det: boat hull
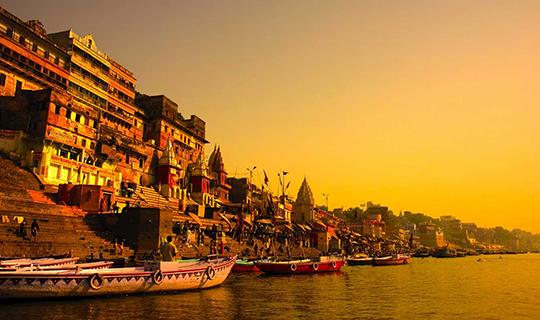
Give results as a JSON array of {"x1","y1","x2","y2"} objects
[
  {"x1": 0, "y1": 257, "x2": 236, "y2": 299},
  {"x1": 255, "y1": 259, "x2": 344, "y2": 274},
  {"x1": 346, "y1": 258, "x2": 373, "y2": 266},
  {"x1": 232, "y1": 260, "x2": 261, "y2": 272},
  {"x1": 373, "y1": 257, "x2": 410, "y2": 266}
]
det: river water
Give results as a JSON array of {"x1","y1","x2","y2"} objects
[{"x1": 2, "y1": 254, "x2": 539, "y2": 319}]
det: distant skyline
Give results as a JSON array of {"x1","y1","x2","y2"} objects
[{"x1": 4, "y1": 1, "x2": 539, "y2": 232}]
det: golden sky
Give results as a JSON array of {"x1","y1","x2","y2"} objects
[{"x1": 6, "y1": 1, "x2": 540, "y2": 232}]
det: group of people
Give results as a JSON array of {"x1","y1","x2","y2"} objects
[{"x1": 18, "y1": 218, "x2": 40, "y2": 241}]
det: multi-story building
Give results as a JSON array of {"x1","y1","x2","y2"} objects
[
  {"x1": 0, "y1": 8, "x2": 211, "y2": 212},
  {"x1": 0, "y1": 8, "x2": 69, "y2": 97}
]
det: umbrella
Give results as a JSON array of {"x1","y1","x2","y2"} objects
[{"x1": 187, "y1": 212, "x2": 202, "y2": 226}]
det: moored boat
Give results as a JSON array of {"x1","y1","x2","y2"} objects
[
  {"x1": 232, "y1": 259, "x2": 261, "y2": 272},
  {"x1": 373, "y1": 254, "x2": 410, "y2": 266},
  {"x1": 0, "y1": 256, "x2": 237, "y2": 299},
  {"x1": 255, "y1": 257, "x2": 343, "y2": 274},
  {"x1": 0, "y1": 261, "x2": 114, "y2": 272},
  {"x1": 0, "y1": 257, "x2": 79, "y2": 269},
  {"x1": 346, "y1": 257, "x2": 373, "y2": 266}
]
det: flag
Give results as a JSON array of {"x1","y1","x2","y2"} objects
[
  {"x1": 263, "y1": 170, "x2": 269, "y2": 186},
  {"x1": 283, "y1": 171, "x2": 289, "y2": 175},
  {"x1": 285, "y1": 181, "x2": 290, "y2": 190},
  {"x1": 278, "y1": 173, "x2": 282, "y2": 186}
]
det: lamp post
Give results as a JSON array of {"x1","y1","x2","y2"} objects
[
  {"x1": 246, "y1": 166, "x2": 256, "y2": 192},
  {"x1": 323, "y1": 193, "x2": 329, "y2": 214}
]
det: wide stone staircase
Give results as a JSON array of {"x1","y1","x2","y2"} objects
[
  {"x1": 0, "y1": 154, "x2": 135, "y2": 259},
  {"x1": 115, "y1": 185, "x2": 177, "y2": 212}
]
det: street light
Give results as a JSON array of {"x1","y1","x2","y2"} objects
[
  {"x1": 323, "y1": 193, "x2": 329, "y2": 213},
  {"x1": 246, "y1": 166, "x2": 257, "y2": 189}
]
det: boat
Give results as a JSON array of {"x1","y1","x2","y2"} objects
[
  {"x1": 0, "y1": 257, "x2": 79, "y2": 269},
  {"x1": 255, "y1": 256, "x2": 344, "y2": 274},
  {"x1": 0, "y1": 261, "x2": 113, "y2": 272},
  {"x1": 232, "y1": 259, "x2": 261, "y2": 272},
  {"x1": 346, "y1": 256, "x2": 373, "y2": 266},
  {"x1": 372, "y1": 254, "x2": 410, "y2": 266},
  {"x1": 0, "y1": 256, "x2": 237, "y2": 299}
]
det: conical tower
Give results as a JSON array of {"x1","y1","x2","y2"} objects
[{"x1": 293, "y1": 177, "x2": 315, "y2": 223}]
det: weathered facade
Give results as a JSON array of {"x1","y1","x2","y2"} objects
[{"x1": 0, "y1": 7, "x2": 211, "y2": 212}]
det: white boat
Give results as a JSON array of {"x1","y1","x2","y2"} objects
[
  {"x1": 0, "y1": 256, "x2": 237, "y2": 299},
  {"x1": 0, "y1": 257, "x2": 79, "y2": 269},
  {"x1": 0, "y1": 261, "x2": 113, "y2": 272}
]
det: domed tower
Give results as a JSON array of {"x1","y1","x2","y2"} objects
[{"x1": 293, "y1": 177, "x2": 315, "y2": 223}]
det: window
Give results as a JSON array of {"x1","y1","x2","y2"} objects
[
  {"x1": 75, "y1": 114, "x2": 81, "y2": 122},
  {"x1": 0, "y1": 73, "x2": 5, "y2": 86},
  {"x1": 54, "y1": 57, "x2": 59, "y2": 65},
  {"x1": 90, "y1": 142, "x2": 95, "y2": 149},
  {"x1": 6, "y1": 29, "x2": 13, "y2": 38},
  {"x1": 139, "y1": 158, "x2": 144, "y2": 168},
  {"x1": 59, "y1": 149, "x2": 68, "y2": 158},
  {"x1": 85, "y1": 118, "x2": 90, "y2": 126},
  {"x1": 44, "y1": 51, "x2": 49, "y2": 59},
  {"x1": 81, "y1": 139, "x2": 86, "y2": 148},
  {"x1": 32, "y1": 43, "x2": 37, "y2": 52},
  {"x1": 66, "y1": 110, "x2": 71, "y2": 119},
  {"x1": 125, "y1": 155, "x2": 130, "y2": 164},
  {"x1": 164, "y1": 125, "x2": 168, "y2": 133},
  {"x1": 19, "y1": 36, "x2": 25, "y2": 45},
  {"x1": 55, "y1": 105, "x2": 61, "y2": 115},
  {"x1": 69, "y1": 151, "x2": 78, "y2": 161}
]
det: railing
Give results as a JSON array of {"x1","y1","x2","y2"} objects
[{"x1": 71, "y1": 32, "x2": 108, "y2": 61}]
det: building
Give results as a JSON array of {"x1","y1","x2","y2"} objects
[
  {"x1": 292, "y1": 177, "x2": 314, "y2": 224},
  {"x1": 418, "y1": 222, "x2": 445, "y2": 247},
  {"x1": 0, "y1": 8, "x2": 69, "y2": 97},
  {"x1": 207, "y1": 146, "x2": 230, "y2": 204},
  {"x1": 0, "y1": 8, "x2": 210, "y2": 212}
]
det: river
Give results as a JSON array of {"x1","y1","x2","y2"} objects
[{"x1": 2, "y1": 254, "x2": 539, "y2": 319}]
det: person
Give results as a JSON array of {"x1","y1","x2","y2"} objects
[
  {"x1": 30, "y1": 219, "x2": 39, "y2": 241},
  {"x1": 186, "y1": 228, "x2": 192, "y2": 246},
  {"x1": 113, "y1": 238, "x2": 119, "y2": 255},
  {"x1": 99, "y1": 197, "x2": 106, "y2": 213},
  {"x1": 121, "y1": 201, "x2": 130, "y2": 214},
  {"x1": 160, "y1": 235, "x2": 178, "y2": 261},
  {"x1": 112, "y1": 201, "x2": 119, "y2": 214},
  {"x1": 19, "y1": 218, "x2": 28, "y2": 237},
  {"x1": 119, "y1": 239, "x2": 125, "y2": 255}
]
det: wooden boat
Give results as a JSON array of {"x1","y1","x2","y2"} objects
[
  {"x1": 0, "y1": 257, "x2": 79, "y2": 269},
  {"x1": 232, "y1": 259, "x2": 261, "y2": 272},
  {"x1": 255, "y1": 257, "x2": 344, "y2": 274},
  {"x1": 373, "y1": 254, "x2": 410, "y2": 266},
  {"x1": 0, "y1": 261, "x2": 114, "y2": 272},
  {"x1": 0, "y1": 256, "x2": 237, "y2": 299},
  {"x1": 346, "y1": 257, "x2": 373, "y2": 266}
]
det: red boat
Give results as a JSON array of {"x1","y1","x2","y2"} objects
[
  {"x1": 373, "y1": 254, "x2": 410, "y2": 266},
  {"x1": 232, "y1": 259, "x2": 261, "y2": 272},
  {"x1": 255, "y1": 257, "x2": 344, "y2": 274}
]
